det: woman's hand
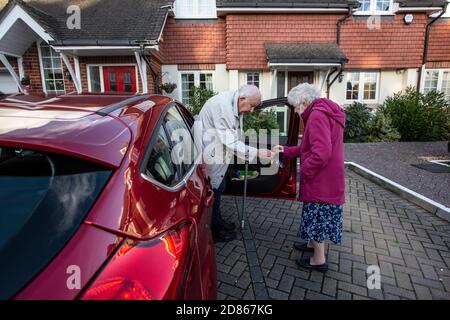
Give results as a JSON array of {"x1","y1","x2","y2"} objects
[{"x1": 272, "y1": 145, "x2": 284, "y2": 153}]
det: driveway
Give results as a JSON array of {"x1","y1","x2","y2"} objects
[
  {"x1": 345, "y1": 142, "x2": 450, "y2": 207},
  {"x1": 215, "y1": 170, "x2": 450, "y2": 300}
]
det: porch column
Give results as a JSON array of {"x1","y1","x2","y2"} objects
[
  {"x1": 17, "y1": 57, "x2": 25, "y2": 80},
  {"x1": 269, "y1": 69, "x2": 278, "y2": 99},
  {"x1": 0, "y1": 53, "x2": 24, "y2": 93},
  {"x1": 60, "y1": 52, "x2": 82, "y2": 94},
  {"x1": 134, "y1": 52, "x2": 148, "y2": 94}
]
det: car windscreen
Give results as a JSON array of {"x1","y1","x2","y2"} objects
[{"x1": 0, "y1": 147, "x2": 112, "y2": 299}]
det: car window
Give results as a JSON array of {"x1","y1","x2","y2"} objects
[
  {"x1": 163, "y1": 106, "x2": 196, "y2": 174},
  {"x1": 145, "y1": 126, "x2": 180, "y2": 187},
  {"x1": 0, "y1": 147, "x2": 112, "y2": 299}
]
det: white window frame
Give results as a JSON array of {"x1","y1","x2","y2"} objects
[
  {"x1": 37, "y1": 41, "x2": 66, "y2": 94},
  {"x1": 86, "y1": 63, "x2": 140, "y2": 93},
  {"x1": 174, "y1": 0, "x2": 217, "y2": 19},
  {"x1": 421, "y1": 69, "x2": 450, "y2": 99},
  {"x1": 354, "y1": 0, "x2": 395, "y2": 16},
  {"x1": 178, "y1": 70, "x2": 215, "y2": 105},
  {"x1": 246, "y1": 71, "x2": 262, "y2": 89},
  {"x1": 345, "y1": 71, "x2": 380, "y2": 104}
]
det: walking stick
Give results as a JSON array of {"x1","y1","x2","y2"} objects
[{"x1": 241, "y1": 158, "x2": 249, "y2": 231}]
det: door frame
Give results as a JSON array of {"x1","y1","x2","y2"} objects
[
  {"x1": 287, "y1": 71, "x2": 314, "y2": 91},
  {"x1": 86, "y1": 63, "x2": 140, "y2": 93}
]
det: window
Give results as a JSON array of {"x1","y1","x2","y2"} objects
[
  {"x1": 423, "y1": 69, "x2": 450, "y2": 100},
  {"x1": 346, "y1": 72, "x2": 379, "y2": 103},
  {"x1": 174, "y1": 0, "x2": 216, "y2": 19},
  {"x1": 145, "y1": 126, "x2": 179, "y2": 187},
  {"x1": 247, "y1": 72, "x2": 260, "y2": 88},
  {"x1": 356, "y1": 0, "x2": 393, "y2": 14},
  {"x1": 39, "y1": 43, "x2": 65, "y2": 94},
  {"x1": 180, "y1": 71, "x2": 214, "y2": 106},
  {"x1": 88, "y1": 66, "x2": 102, "y2": 92},
  {"x1": 164, "y1": 106, "x2": 196, "y2": 173}
]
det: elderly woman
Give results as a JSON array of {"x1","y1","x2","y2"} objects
[{"x1": 273, "y1": 83, "x2": 345, "y2": 272}]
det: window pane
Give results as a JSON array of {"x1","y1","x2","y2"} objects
[
  {"x1": 441, "y1": 72, "x2": 450, "y2": 100},
  {"x1": 346, "y1": 73, "x2": 360, "y2": 100},
  {"x1": 363, "y1": 73, "x2": 377, "y2": 100},
  {"x1": 277, "y1": 72, "x2": 286, "y2": 98},
  {"x1": 200, "y1": 73, "x2": 213, "y2": 91},
  {"x1": 181, "y1": 73, "x2": 195, "y2": 106},
  {"x1": 359, "y1": 0, "x2": 371, "y2": 11},
  {"x1": 424, "y1": 71, "x2": 439, "y2": 93},
  {"x1": 376, "y1": 0, "x2": 390, "y2": 11},
  {"x1": 247, "y1": 72, "x2": 260, "y2": 88},
  {"x1": 145, "y1": 126, "x2": 178, "y2": 187},
  {"x1": 40, "y1": 44, "x2": 64, "y2": 93},
  {"x1": 164, "y1": 106, "x2": 195, "y2": 173},
  {"x1": 89, "y1": 66, "x2": 101, "y2": 92},
  {"x1": 198, "y1": 0, "x2": 214, "y2": 16}
]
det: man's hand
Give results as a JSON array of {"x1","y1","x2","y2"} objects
[
  {"x1": 257, "y1": 149, "x2": 273, "y2": 160},
  {"x1": 272, "y1": 145, "x2": 284, "y2": 153}
]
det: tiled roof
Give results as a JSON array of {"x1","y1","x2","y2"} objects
[{"x1": 0, "y1": 0, "x2": 173, "y2": 45}]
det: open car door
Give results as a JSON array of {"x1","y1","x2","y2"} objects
[{"x1": 224, "y1": 97, "x2": 300, "y2": 199}]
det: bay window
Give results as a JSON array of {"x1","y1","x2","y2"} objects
[{"x1": 346, "y1": 72, "x2": 379, "y2": 103}]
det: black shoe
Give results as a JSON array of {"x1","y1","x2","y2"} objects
[
  {"x1": 296, "y1": 257, "x2": 328, "y2": 273},
  {"x1": 293, "y1": 242, "x2": 314, "y2": 252},
  {"x1": 222, "y1": 221, "x2": 236, "y2": 231},
  {"x1": 212, "y1": 228, "x2": 236, "y2": 243}
]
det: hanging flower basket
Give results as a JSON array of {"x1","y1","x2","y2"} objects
[{"x1": 159, "y1": 82, "x2": 177, "y2": 94}]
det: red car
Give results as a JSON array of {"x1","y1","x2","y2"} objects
[{"x1": 0, "y1": 93, "x2": 299, "y2": 300}]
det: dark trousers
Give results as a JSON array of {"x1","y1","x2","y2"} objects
[{"x1": 212, "y1": 176, "x2": 227, "y2": 230}]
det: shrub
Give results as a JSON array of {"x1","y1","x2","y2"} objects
[
  {"x1": 188, "y1": 86, "x2": 216, "y2": 116},
  {"x1": 344, "y1": 102, "x2": 371, "y2": 142},
  {"x1": 384, "y1": 87, "x2": 450, "y2": 141},
  {"x1": 366, "y1": 107, "x2": 401, "y2": 142},
  {"x1": 243, "y1": 109, "x2": 279, "y2": 134}
]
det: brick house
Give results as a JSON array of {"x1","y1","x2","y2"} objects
[{"x1": 0, "y1": 0, "x2": 449, "y2": 131}]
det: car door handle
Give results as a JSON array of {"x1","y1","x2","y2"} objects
[{"x1": 205, "y1": 187, "x2": 214, "y2": 208}]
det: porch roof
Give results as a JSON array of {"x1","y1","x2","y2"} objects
[
  {"x1": 0, "y1": 0, "x2": 172, "y2": 49},
  {"x1": 265, "y1": 43, "x2": 349, "y2": 66}
]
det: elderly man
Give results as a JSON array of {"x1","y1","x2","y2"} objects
[{"x1": 198, "y1": 85, "x2": 273, "y2": 242}]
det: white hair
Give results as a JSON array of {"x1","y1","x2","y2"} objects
[
  {"x1": 288, "y1": 83, "x2": 321, "y2": 108},
  {"x1": 238, "y1": 84, "x2": 261, "y2": 100}
]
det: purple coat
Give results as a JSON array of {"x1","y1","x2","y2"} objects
[{"x1": 284, "y1": 98, "x2": 346, "y2": 205}]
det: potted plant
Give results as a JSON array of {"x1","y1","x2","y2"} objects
[
  {"x1": 159, "y1": 82, "x2": 177, "y2": 94},
  {"x1": 20, "y1": 76, "x2": 31, "y2": 94}
]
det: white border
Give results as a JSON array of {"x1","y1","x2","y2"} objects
[{"x1": 420, "y1": 68, "x2": 450, "y2": 94}]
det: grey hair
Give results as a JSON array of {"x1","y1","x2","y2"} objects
[
  {"x1": 288, "y1": 83, "x2": 321, "y2": 107},
  {"x1": 238, "y1": 84, "x2": 261, "y2": 100}
]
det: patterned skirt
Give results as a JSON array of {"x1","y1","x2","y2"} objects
[{"x1": 299, "y1": 202, "x2": 343, "y2": 244}]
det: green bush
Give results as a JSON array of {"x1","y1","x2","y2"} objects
[
  {"x1": 384, "y1": 87, "x2": 450, "y2": 141},
  {"x1": 367, "y1": 107, "x2": 401, "y2": 142},
  {"x1": 188, "y1": 86, "x2": 216, "y2": 116},
  {"x1": 243, "y1": 109, "x2": 279, "y2": 134},
  {"x1": 344, "y1": 102, "x2": 371, "y2": 142},
  {"x1": 344, "y1": 102, "x2": 401, "y2": 143}
]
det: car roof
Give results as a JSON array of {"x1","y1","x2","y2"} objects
[{"x1": 0, "y1": 93, "x2": 173, "y2": 168}]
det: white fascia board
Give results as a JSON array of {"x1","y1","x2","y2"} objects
[
  {"x1": 0, "y1": 5, "x2": 53, "y2": 42},
  {"x1": 217, "y1": 7, "x2": 348, "y2": 13}
]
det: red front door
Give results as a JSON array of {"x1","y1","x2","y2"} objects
[{"x1": 103, "y1": 66, "x2": 137, "y2": 93}]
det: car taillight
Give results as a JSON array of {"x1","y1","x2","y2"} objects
[
  {"x1": 81, "y1": 223, "x2": 194, "y2": 300},
  {"x1": 82, "y1": 277, "x2": 154, "y2": 300}
]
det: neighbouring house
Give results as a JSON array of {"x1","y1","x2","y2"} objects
[{"x1": 0, "y1": 0, "x2": 450, "y2": 131}]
